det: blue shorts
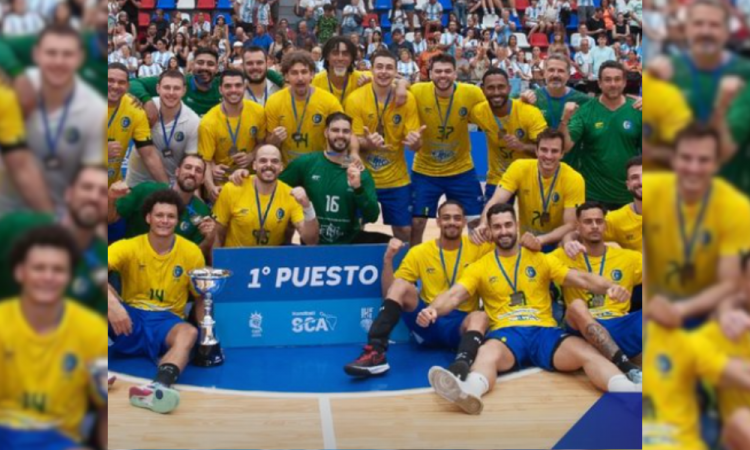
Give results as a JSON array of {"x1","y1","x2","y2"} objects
[
  {"x1": 412, "y1": 170, "x2": 484, "y2": 218},
  {"x1": 632, "y1": 284, "x2": 642, "y2": 311},
  {"x1": 568, "y1": 311, "x2": 643, "y2": 359},
  {"x1": 377, "y1": 185, "x2": 413, "y2": 227},
  {"x1": 108, "y1": 302, "x2": 185, "y2": 362},
  {"x1": 0, "y1": 427, "x2": 77, "y2": 450},
  {"x1": 401, "y1": 299, "x2": 468, "y2": 348},
  {"x1": 486, "y1": 326, "x2": 571, "y2": 372}
]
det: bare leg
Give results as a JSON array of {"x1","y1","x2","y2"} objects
[
  {"x1": 724, "y1": 409, "x2": 750, "y2": 450},
  {"x1": 160, "y1": 323, "x2": 199, "y2": 372},
  {"x1": 411, "y1": 217, "x2": 428, "y2": 245},
  {"x1": 566, "y1": 299, "x2": 619, "y2": 360},
  {"x1": 553, "y1": 336, "x2": 635, "y2": 392},
  {"x1": 387, "y1": 278, "x2": 420, "y2": 312},
  {"x1": 472, "y1": 339, "x2": 516, "y2": 391},
  {"x1": 392, "y1": 225, "x2": 412, "y2": 244}
]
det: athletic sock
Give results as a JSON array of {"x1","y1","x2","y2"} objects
[
  {"x1": 454, "y1": 331, "x2": 484, "y2": 366},
  {"x1": 463, "y1": 372, "x2": 490, "y2": 398},
  {"x1": 154, "y1": 363, "x2": 181, "y2": 387},
  {"x1": 607, "y1": 374, "x2": 641, "y2": 393},
  {"x1": 368, "y1": 299, "x2": 403, "y2": 353},
  {"x1": 611, "y1": 350, "x2": 640, "y2": 374}
]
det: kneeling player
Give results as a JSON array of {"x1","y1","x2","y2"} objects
[
  {"x1": 420, "y1": 204, "x2": 640, "y2": 415},
  {"x1": 552, "y1": 202, "x2": 642, "y2": 383},
  {"x1": 0, "y1": 226, "x2": 107, "y2": 450},
  {"x1": 108, "y1": 190, "x2": 206, "y2": 414},
  {"x1": 344, "y1": 201, "x2": 494, "y2": 379}
]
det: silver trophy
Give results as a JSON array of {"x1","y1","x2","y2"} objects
[{"x1": 189, "y1": 268, "x2": 233, "y2": 367}]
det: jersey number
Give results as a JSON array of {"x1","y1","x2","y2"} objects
[
  {"x1": 293, "y1": 133, "x2": 309, "y2": 148},
  {"x1": 150, "y1": 289, "x2": 165, "y2": 302},
  {"x1": 23, "y1": 392, "x2": 47, "y2": 413},
  {"x1": 437, "y1": 126, "x2": 454, "y2": 141},
  {"x1": 326, "y1": 195, "x2": 340, "y2": 213}
]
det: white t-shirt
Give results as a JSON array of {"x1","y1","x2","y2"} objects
[
  {"x1": 0, "y1": 69, "x2": 105, "y2": 214},
  {"x1": 243, "y1": 78, "x2": 281, "y2": 107},
  {"x1": 591, "y1": 45, "x2": 617, "y2": 79},
  {"x1": 125, "y1": 98, "x2": 201, "y2": 187},
  {"x1": 2, "y1": 12, "x2": 45, "y2": 36}
]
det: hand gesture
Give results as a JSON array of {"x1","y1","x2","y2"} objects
[
  {"x1": 385, "y1": 237, "x2": 406, "y2": 260},
  {"x1": 519, "y1": 89, "x2": 537, "y2": 105},
  {"x1": 416, "y1": 306, "x2": 438, "y2": 327},
  {"x1": 646, "y1": 295, "x2": 683, "y2": 329},
  {"x1": 197, "y1": 217, "x2": 216, "y2": 239},
  {"x1": 363, "y1": 126, "x2": 386, "y2": 149},
  {"x1": 290, "y1": 186, "x2": 311, "y2": 208},
  {"x1": 271, "y1": 126, "x2": 288, "y2": 144},
  {"x1": 470, "y1": 223, "x2": 490, "y2": 245},
  {"x1": 229, "y1": 169, "x2": 251, "y2": 186},
  {"x1": 108, "y1": 302, "x2": 133, "y2": 336},
  {"x1": 520, "y1": 232, "x2": 542, "y2": 252},
  {"x1": 108, "y1": 141, "x2": 123, "y2": 160},
  {"x1": 403, "y1": 125, "x2": 427, "y2": 150},
  {"x1": 606, "y1": 285, "x2": 631, "y2": 303},
  {"x1": 564, "y1": 240, "x2": 587, "y2": 259},
  {"x1": 562, "y1": 102, "x2": 579, "y2": 122},
  {"x1": 347, "y1": 163, "x2": 362, "y2": 189}
]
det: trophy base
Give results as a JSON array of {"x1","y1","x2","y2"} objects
[{"x1": 192, "y1": 343, "x2": 225, "y2": 367}]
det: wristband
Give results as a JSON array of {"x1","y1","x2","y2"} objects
[{"x1": 303, "y1": 204, "x2": 316, "y2": 221}]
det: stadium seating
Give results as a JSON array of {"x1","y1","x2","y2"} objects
[
  {"x1": 215, "y1": 12, "x2": 232, "y2": 25},
  {"x1": 156, "y1": 0, "x2": 176, "y2": 9},
  {"x1": 529, "y1": 32, "x2": 550, "y2": 47},
  {"x1": 216, "y1": 0, "x2": 232, "y2": 9},
  {"x1": 374, "y1": 0, "x2": 390, "y2": 9},
  {"x1": 515, "y1": 0, "x2": 530, "y2": 12},
  {"x1": 177, "y1": 0, "x2": 195, "y2": 9},
  {"x1": 438, "y1": 0, "x2": 452, "y2": 11},
  {"x1": 567, "y1": 14, "x2": 579, "y2": 30},
  {"x1": 196, "y1": 0, "x2": 215, "y2": 8},
  {"x1": 381, "y1": 13, "x2": 391, "y2": 28},
  {"x1": 514, "y1": 32, "x2": 530, "y2": 48},
  {"x1": 138, "y1": 11, "x2": 151, "y2": 26},
  {"x1": 141, "y1": 0, "x2": 156, "y2": 8}
]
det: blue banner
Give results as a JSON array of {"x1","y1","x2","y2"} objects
[
  {"x1": 553, "y1": 393, "x2": 642, "y2": 449},
  {"x1": 212, "y1": 245, "x2": 410, "y2": 348}
]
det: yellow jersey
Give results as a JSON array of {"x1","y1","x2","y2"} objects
[
  {"x1": 550, "y1": 246, "x2": 642, "y2": 319},
  {"x1": 499, "y1": 160, "x2": 586, "y2": 236},
  {"x1": 693, "y1": 322, "x2": 750, "y2": 422},
  {"x1": 265, "y1": 87, "x2": 343, "y2": 164},
  {"x1": 604, "y1": 203, "x2": 642, "y2": 252},
  {"x1": 213, "y1": 176, "x2": 305, "y2": 247},
  {"x1": 642, "y1": 73, "x2": 692, "y2": 172},
  {"x1": 107, "y1": 94, "x2": 152, "y2": 186},
  {"x1": 197, "y1": 100, "x2": 267, "y2": 173},
  {"x1": 0, "y1": 84, "x2": 26, "y2": 152},
  {"x1": 0, "y1": 299, "x2": 107, "y2": 443},
  {"x1": 410, "y1": 82, "x2": 486, "y2": 177},
  {"x1": 394, "y1": 236, "x2": 495, "y2": 313},
  {"x1": 344, "y1": 86, "x2": 421, "y2": 189},
  {"x1": 312, "y1": 70, "x2": 372, "y2": 105},
  {"x1": 107, "y1": 234, "x2": 205, "y2": 319},
  {"x1": 470, "y1": 99, "x2": 548, "y2": 185},
  {"x1": 643, "y1": 321, "x2": 729, "y2": 450},
  {"x1": 458, "y1": 248, "x2": 570, "y2": 330},
  {"x1": 644, "y1": 173, "x2": 750, "y2": 298}
]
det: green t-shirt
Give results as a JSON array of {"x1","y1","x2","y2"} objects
[
  {"x1": 725, "y1": 84, "x2": 750, "y2": 197},
  {"x1": 115, "y1": 181, "x2": 211, "y2": 243},
  {"x1": 279, "y1": 153, "x2": 380, "y2": 245},
  {"x1": 533, "y1": 87, "x2": 592, "y2": 170},
  {"x1": 129, "y1": 70, "x2": 285, "y2": 116},
  {"x1": 0, "y1": 212, "x2": 107, "y2": 316},
  {"x1": 568, "y1": 97, "x2": 642, "y2": 206},
  {"x1": 0, "y1": 31, "x2": 107, "y2": 97},
  {"x1": 670, "y1": 52, "x2": 750, "y2": 123}
]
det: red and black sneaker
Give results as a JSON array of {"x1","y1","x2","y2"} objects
[{"x1": 344, "y1": 345, "x2": 390, "y2": 377}]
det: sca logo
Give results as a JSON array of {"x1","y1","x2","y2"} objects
[{"x1": 291, "y1": 311, "x2": 338, "y2": 333}]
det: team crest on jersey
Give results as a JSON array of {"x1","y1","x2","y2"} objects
[
  {"x1": 66, "y1": 128, "x2": 81, "y2": 144},
  {"x1": 63, "y1": 353, "x2": 78, "y2": 374},
  {"x1": 276, "y1": 208, "x2": 285, "y2": 220},
  {"x1": 623, "y1": 121, "x2": 632, "y2": 130},
  {"x1": 72, "y1": 276, "x2": 89, "y2": 296},
  {"x1": 552, "y1": 192, "x2": 561, "y2": 203},
  {"x1": 175, "y1": 131, "x2": 185, "y2": 142},
  {"x1": 702, "y1": 231, "x2": 712, "y2": 246},
  {"x1": 121, "y1": 117, "x2": 131, "y2": 129},
  {"x1": 393, "y1": 114, "x2": 402, "y2": 125},
  {"x1": 657, "y1": 354, "x2": 672, "y2": 374},
  {"x1": 595, "y1": 122, "x2": 604, "y2": 129},
  {"x1": 525, "y1": 267, "x2": 537, "y2": 279},
  {"x1": 515, "y1": 129, "x2": 525, "y2": 139},
  {"x1": 489, "y1": 276, "x2": 499, "y2": 284},
  {"x1": 312, "y1": 114, "x2": 323, "y2": 124},
  {"x1": 174, "y1": 265, "x2": 184, "y2": 278},
  {"x1": 611, "y1": 269, "x2": 623, "y2": 281},
  {"x1": 250, "y1": 126, "x2": 258, "y2": 136},
  {"x1": 643, "y1": 124, "x2": 653, "y2": 139},
  {"x1": 180, "y1": 221, "x2": 191, "y2": 232},
  {"x1": 367, "y1": 154, "x2": 390, "y2": 171},
  {"x1": 458, "y1": 107, "x2": 468, "y2": 117}
]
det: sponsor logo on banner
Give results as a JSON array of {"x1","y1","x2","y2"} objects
[
  {"x1": 291, "y1": 311, "x2": 338, "y2": 333},
  {"x1": 249, "y1": 312, "x2": 263, "y2": 338},
  {"x1": 360, "y1": 307, "x2": 374, "y2": 333}
]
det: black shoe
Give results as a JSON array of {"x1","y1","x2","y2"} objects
[
  {"x1": 344, "y1": 345, "x2": 390, "y2": 377},
  {"x1": 447, "y1": 360, "x2": 471, "y2": 381}
]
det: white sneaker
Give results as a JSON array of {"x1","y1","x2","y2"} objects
[
  {"x1": 108, "y1": 373, "x2": 116, "y2": 390},
  {"x1": 428, "y1": 366, "x2": 484, "y2": 415},
  {"x1": 129, "y1": 383, "x2": 181, "y2": 414}
]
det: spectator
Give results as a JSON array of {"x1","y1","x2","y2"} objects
[
  {"x1": 167, "y1": 56, "x2": 184, "y2": 73},
  {"x1": 455, "y1": 0, "x2": 467, "y2": 27},
  {"x1": 139, "y1": 52, "x2": 163, "y2": 77},
  {"x1": 417, "y1": 36, "x2": 442, "y2": 81},
  {"x1": 194, "y1": 12, "x2": 212, "y2": 38},
  {"x1": 153, "y1": 38, "x2": 174, "y2": 69},
  {"x1": 549, "y1": 30, "x2": 570, "y2": 56},
  {"x1": 297, "y1": 7, "x2": 317, "y2": 35},
  {"x1": 420, "y1": 0, "x2": 443, "y2": 36},
  {"x1": 139, "y1": 23, "x2": 159, "y2": 55},
  {"x1": 601, "y1": 0, "x2": 617, "y2": 38},
  {"x1": 315, "y1": 4, "x2": 338, "y2": 43},
  {"x1": 233, "y1": 26, "x2": 250, "y2": 46},
  {"x1": 413, "y1": 30, "x2": 427, "y2": 55},
  {"x1": 479, "y1": 28, "x2": 498, "y2": 59},
  {"x1": 269, "y1": 31, "x2": 287, "y2": 57},
  {"x1": 367, "y1": 31, "x2": 385, "y2": 58},
  {"x1": 397, "y1": 47, "x2": 420, "y2": 82},
  {"x1": 590, "y1": 33, "x2": 617, "y2": 91},
  {"x1": 455, "y1": 47, "x2": 472, "y2": 82},
  {"x1": 355, "y1": 48, "x2": 370, "y2": 70},
  {"x1": 257, "y1": 0, "x2": 274, "y2": 28},
  {"x1": 311, "y1": 45, "x2": 325, "y2": 72},
  {"x1": 169, "y1": 13, "x2": 183, "y2": 36},
  {"x1": 540, "y1": 0, "x2": 561, "y2": 33},
  {"x1": 277, "y1": 18, "x2": 294, "y2": 41},
  {"x1": 571, "y1": 24, "x2": 595, "y2": 51},
  {"x1": 153, "y1": 9, "x2": 170, "y2": 39},
  {"x1": 469, "y1": 44, "x2": 491, "y2": 83},
  {"x1": 253, "y1": 24, "x2": 274, "y2": 52},
  {"x1": 52, "y1": 2, "x2": 81, "y2": 29},
  {"x1": 517, "y1": 51, "x2": 533, "y2": 90},
  {"x1": 573, "y1": 37, "x2": 594, "y2": 81},
  {"x1": 235, "y1": 0, "x2": 255, "y2": 34},
  {"x1": 228, "y1": 41, "x2": 245, "y2": 69},
  {"x1": 173, "y1": 32, "x2": 190, "y2": 68},
  {"x1": 350, "y1": 33, "x2": 366, "y2": 57},
  {"x1": 112, "y1": 21, "x2": 134, "y2": 50},
  {"x1": 530, "y1": 46, "x2": 545, "y2": 86},
  {"x1": 507, "y1": 34, "x2": 521, "y2": 56},
  {"x1": 587, "y1": 8, "x2": 608, "y2": 40},
  {"x1": 390, "y1": 0, "x2": 408, "y2": 34},
  {"x1": 402, "y1": 0, "x2": 417, "y2": 32},
  {"x1": 214, "y1": 14, "x2": 230, "y2": 41},
  {"x1": 577, "y1": 0, "x2": 595, "y2": 25},
  {"x1": 362, "y1": 17, "x2": 381, "y2": 43},
  {"x1": 389, "y1": 29, "x2": 416, "y2": 58},
  {"x1": 526, "y1": 0, "x2": 544, "y2": 35},
  {"x1": 341, "y1": 0, "x2": 365, "y2": 36},
  {"x1": 612, "y1": 12, "x2": 630, "y2": 40},
  {"x1": 493, "y1": 11, "x2": 515, "y2": 46},
  {"x1": 295, "y1": 20, "x2": 317, "y2": 49},
  {"x1": 439, "y1": 21, "x2": 464, "y2": 56}
]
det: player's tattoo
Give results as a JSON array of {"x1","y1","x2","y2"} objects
[{"x1": 584, "y1": 322, "x2": 619, "y2": 359}]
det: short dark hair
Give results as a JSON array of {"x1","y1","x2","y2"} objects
[
  {"x1": 141, "y1": 189, "x2": 186, "y2": 221},
  {"x1": 37, "y1": 23, "x2": 83, "y2": 48},
  {"x1": 220, "y1": 68, "x2": 245, "y2": 85},
  {"x1": 243, "y1": 45, "x2": 268, "y2": 59},
  {"x1": 281, "y1": 50, "x2": 316, "y2": 75},
  {"x1": 576, "y1": 201, "x2": 608, "y2": 219},
  {"x1": 370, "y1": 48, "x2": 398, "y2": 66},
  {"x1": 71, "y1": 164, "x2": 107, "y2": 186},
  {"x1": 325, "y1": 112, "x2": 353, "y2": 128},
  {"x1": 429, "y1": 53, "x2": 456, "y2": 70},
  {"x1": 158, "y1": 69, "x2": 186, "y2": 85},
  {"x1": 626, "y1": 156, "x2": 642, "y2": 174},
  {"x1": 108, "y1": 62, "x2": 129, "y2": 77},
  {"x1": 675, "y1": 122, "x2": 720, "y2": 158},
  {"x1": 482, "y1": 67, "x2": 510, "y2": 85},
  {"x1": 178, "y1": 154, "x2": 206, "y2": 169},
  {"x1": 9, "y1": 225, "x2": 80, "y2": 271},
  {"x1": 486, "y1": 203, "x2": 516, "y2": 224},
  {"x1": 322, "y1": 36, "x2": 357, "y2": 73},
  {"x1": 688, "y1": 0, "x2": 730, "y2": 24},
  {"x1": 536, "y1": 128, "x2": 566, "y2": 150},
  {"x1": 194, "y1": 47, "x2": 219, "y2": 61},
  {"x1": 598, "y1": 60, "x2": 626, "y2": 80},
  {"x1": 437, "y1": 200, "x2": 466, "y2": 216}
]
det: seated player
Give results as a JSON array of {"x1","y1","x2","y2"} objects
[
  {"x1": 0, "y1": 226, "x2": 107, "y2": 450},
  {"x1": 551, "y1": 202, "x2": 642, "y2": 383},
  {"x1": 344, "y1": 201, "x2": 494, "y2": 379},
  {"x1": 107, "y1": 189, "x2": 206, "y2": 414},
  {"x1": 421, "y1": 204, "x2": 640, "y2": 415}
]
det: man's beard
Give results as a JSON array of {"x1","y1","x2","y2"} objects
[
  {"x1": 496, "y1": 234, "x2": 517, "y2": 250},
  {"x1": 629, "y1": 187, "x2": 642, "y2": 201},
  {"x1": 70, "y1": 205, "x2": 101, "y2": 230},
  {"x1": 328, "y1": 137, "x2": 349, "y2": 153},
  {"x1": 177, "y1": 176, "x2": 196, "y2": 193}
]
